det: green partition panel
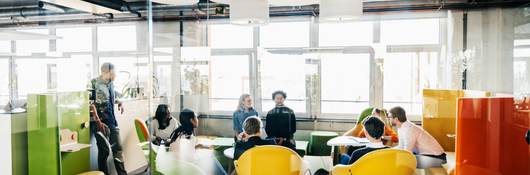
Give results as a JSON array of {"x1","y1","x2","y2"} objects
[
  {"x1": 27, "y1": 94, "x2": 60, "y2": 175},
  {"x1": 27, "y1": 92, "x2": 91, "y2": 175},
  {"x1": 58, "y1": 92, "x2": 91, "y2": 175},
  {"x1": 11, "y1": 113, "x2": 28, "y2": 175}
]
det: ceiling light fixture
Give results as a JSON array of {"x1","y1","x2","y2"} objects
[
  {"x1": 319, "y1": 0, "x2": 363, "y2": 22},
  {"x1": 269, "y1": 0, "x2": 318, "y2": 6},
  {"x1": 152, "y1": 0, "x2": 199, "y2": 6},
  {"x1": 231, "y1": 0, "x2": 269, "y2": 25}
]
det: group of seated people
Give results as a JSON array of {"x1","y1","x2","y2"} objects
[{"x1": 148, "y1": 90, "x2": 447, "y2": 174}]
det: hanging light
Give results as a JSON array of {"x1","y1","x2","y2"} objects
[
  {"x1": 152, "y1": 0, "x2": 199, "y2": 6},
  {"x1": 230, "y1": 0, "x2": 269, "y2": 25},
  {"x1": 319, "y1": 0, "x2": 363, "y2": 21},
  {"x1": 269, "y1": 0, "x2": 318, "y2": 6}
]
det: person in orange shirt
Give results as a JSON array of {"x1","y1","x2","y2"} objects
[
  {"x1": 357, "y1": 108, "x2": 398, "y2": 146},
  {"x1": 344, "y1": 107, "x2": 398, "y2": 146}
]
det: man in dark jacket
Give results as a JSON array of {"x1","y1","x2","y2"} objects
[
  {"x1": 265, "y1": 91, "x2": 297, "y2": 151},
  {"x1": 234, "y1": 116, "x2": 276, "y2": 160}
]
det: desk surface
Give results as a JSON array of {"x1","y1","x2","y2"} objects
[
  {"x1": 327, "y1": 136, "x2": 369, "y2": 147},
  {"x1": 222, "y1": 140, "x2": 309, "y2": 159}
]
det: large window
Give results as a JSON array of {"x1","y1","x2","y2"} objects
[
  {"x1": 16, "y1": 29, "x2": 50, "y2": 53},
  {"x1": 381, "y1": 19, "x2": 440, "y2": 45},
  {"x1": 209, "y1": 55, "x2": 250, "y2": 111},
  {"x1": 99, "y1": 57, "x2": 148, "y2": 97},
  {"x1": 383, "y1": 52, "x2": 439, "y2": 115},
  {"x1": 260, "y1": 53, "x2": 307, "y2": 113},
  {"x1": 319, "y1": 22, "x2": 373, "y2": 46},
  {"x1": 260, "y1": 22, "x2": 310, "y2": 48},
  {"x1": 209, "y1": 25, "x2": 253, "y2": 49},
  {"x1": 321, "y1": 54, "x2": 370, "y2": 115},
  {"x1": 97, "y1": 25, "x2": 137, "y2": 51},
  {"x1": 56, "y1": 27, "x2": 92, "y2": 52},
  {"x1": 0, "y1": 59, "x2": 8, "y2": 105}
]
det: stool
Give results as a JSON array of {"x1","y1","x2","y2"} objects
[
  {"x1": 308, "y1": 131, "x2": 338, "y2": 156},
  {"x1": 77, "y1": 171, "x2": 104, "y2": 175}
]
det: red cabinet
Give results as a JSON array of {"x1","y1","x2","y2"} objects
[{"x1": 456, "y1": 97, "x2": 530, "y2": 175}]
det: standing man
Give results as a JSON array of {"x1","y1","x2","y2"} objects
[
  {"x1": 265, "y1": 90, "x2": 297, "y2": 151},
  {"x1": 91, "y1": 62, "x2": 127, "y2": 175}
]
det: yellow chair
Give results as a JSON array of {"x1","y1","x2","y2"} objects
[
  {"x1": 77, "y1": 171, "x2": 104, "y2": 175},
  {"x1": 331, "y1": 149, "x2": 416, "y2": 175},
  {"x1": 234, "y1": 145, "x2": 309, "y2": 175}
]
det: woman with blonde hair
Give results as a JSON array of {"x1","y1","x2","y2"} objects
[
  {"x1": 343, "y1": 107, "x2": 398, "y2": 146},
  {"x1": 232, "y1": 94, "x2": 259, "y2": 140}
]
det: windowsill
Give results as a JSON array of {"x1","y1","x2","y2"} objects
[{"x1": 198, "y1": 114, "x2": 422, "y2": 125}]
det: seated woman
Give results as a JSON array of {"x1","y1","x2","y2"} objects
[
  {"x1": 340, "y1": 117, "x2": 389, "y2": 165},
  {"x1": 343, "y1": 107, "x2": 398, "y2": 146},
  {"x1": 168, "y1": 109, "x2": 227, "y2": 175},
  {"x1": 234, "y1": 116, "x2": 276, "y2": 160},
  {"x1": 151, "y1": 104, "x2": 179, "y2": 145}
]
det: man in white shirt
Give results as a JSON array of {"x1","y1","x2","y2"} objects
[{"x1": 389, "y1": 106, "x2": 447, "y2": 166}]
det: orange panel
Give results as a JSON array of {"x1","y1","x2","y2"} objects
[
  {"x1": 422, "y1": 89, "x2": 464, "y2": 152},
  {"x1": 456, "y1": 97, "x2": 530, "y2": 175}
]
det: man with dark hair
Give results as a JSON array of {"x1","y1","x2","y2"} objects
[
  {"x1": 389, "y1": 106, "x2": 447, "y2": 164},
  {"x1": 340, "y1": 116, "x2": 389, "y2": 165},
  {"x1": 234, "y1": 117, "x2": 276, "y2": 160},
  {"x1": 265, "y1": 90, "x2": 297, "y2": 151},
  {"x1": 90, "y1": 62, "x2": 127, "y2": 175}
]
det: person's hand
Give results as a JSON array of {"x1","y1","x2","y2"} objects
[
  {"x1": 382, "y1": 136, "x2": 392, "y2": 141},
  {"x1": 276, "y1": 137, "x2": 284, "y2": 145},
  {"x1": 118, "y1": 102, "x2": 124, "y2": 115},
  {"x1": 238, "y1": 132, "x2": 249, "y2": 141},
  {"x1": 89, "y1": 104, "x2": 97, "y2": 114}
]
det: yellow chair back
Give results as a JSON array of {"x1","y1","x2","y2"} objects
[
  {"x1": 332, "y1": 149, "x2": 416, "y2": 175},
  {"x1": 234, "y1": 145, "x2": 305, "y2": 175}
]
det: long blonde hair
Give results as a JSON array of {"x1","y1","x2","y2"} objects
[
  {"x1": 237, "y1": 94, "x2": 252, "y2": 111},
  {"x1": 373, "y1": 108, "x2": 391, "y2": 127}
]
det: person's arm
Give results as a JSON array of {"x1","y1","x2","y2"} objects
[
  {"x1": 265, "y1": 111, "x2": 273, "y2": 137},
  {"x1": 343, "y1": 123, "x2": 362, "y2": 136},
  {"x1": 347, "y1": 150, "x2": 364, "y2": 165},
  {"x1": 385, "y1": 126, "x2": 399, "y2": 143},
  {"x1": 290, "y1": 110, "x2": 296, "y2": 136},
  {"x1": 233, "y1": 112, "x2": 241, "y2": 136}
]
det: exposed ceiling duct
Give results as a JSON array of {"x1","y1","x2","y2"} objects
[
  {"x1": 41, "y1": 0, "x2": 122, "y2": 14},
  {"x1": 0, "y1": 0, "x2": 527, "y2": 28}
]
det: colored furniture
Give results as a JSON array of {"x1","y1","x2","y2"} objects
[
  {"x1": 308, "y1": 131, "x2": 338, "y2": 156},
  {"x1": 422, "y1": 89, "x2": 490, "y2": 152},
  {"x1": 77, "y1": 171, "x2": 105, "y2": 175},
  {"x1": 27, "y1": 92, "x2": 91, "y2": 175},
  {"x1": 456, "y1": 97, "x2": 530, "y2": 175},
  {"x1": 234, "y1": 145, "x2": 308, "y2": 175},
  {"x1": 331, "y1": 149, "x2": 416, "y2": 175},
  {"x1": 134, "y1": 117, "x2": 150, "y2": 143}
]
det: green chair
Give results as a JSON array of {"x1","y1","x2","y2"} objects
[{"x1": 307, "y1": 131, "x2": 338, "y2": 156}]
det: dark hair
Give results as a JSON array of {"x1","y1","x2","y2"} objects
[
  {"x1": 170, "y1": 108, "x2": 196, "y2": 141},
  {"x1": 243, "y1": 117, "x2": 261, "y2": 135},
  {"x1": 362, "y1": 116, "x2": 385, "y2": 139},
  {"x1": 272, "y1": 90, "x2": 287, "y2": 100},
  {"x1": 154, "y1": 104, "x2": 171, "y2": 130},
  {"x1": 389, "y1": 106, "x2": 407, "y2": 123}
]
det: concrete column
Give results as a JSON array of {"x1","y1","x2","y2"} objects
[{"x1": 465, "y1": 8, "x2": 515, "y2": 94}]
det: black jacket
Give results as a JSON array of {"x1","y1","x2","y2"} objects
[
  {"x1": 234, "y1": 136, "x2": 276, "y2": 160},
  {"x1": 265, "y1": 106, "x2": 297, "y2": 140}
]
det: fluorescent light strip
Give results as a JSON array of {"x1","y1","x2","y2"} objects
[{"x1": 41, "y1": 0, "x2": 121, "y2": 14}]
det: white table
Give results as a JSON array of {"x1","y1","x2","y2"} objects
[
  {"x1": 224, "y1": 147, "x2": 235, "y2": 159},
  {"x1": 327, "y1": 136, "x2": 369, "y2": 147},
  {"x1": 327, "y1": 136, "x2": 370, "y2": 165}
]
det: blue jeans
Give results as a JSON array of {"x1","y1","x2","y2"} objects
[{"x1": 339, "y1": 154, "x2": 351, "y2": 165}]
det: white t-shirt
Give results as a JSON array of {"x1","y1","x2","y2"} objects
[
  {"x1": 397, "y1": 121, "x2": 445, "y2": 155},
  {"x1": 151, "y1": 118, "x2": 179, "y2": 140}
]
